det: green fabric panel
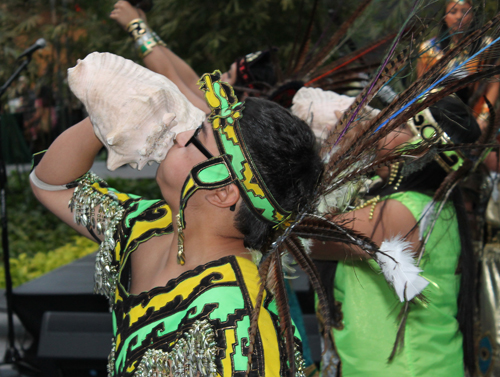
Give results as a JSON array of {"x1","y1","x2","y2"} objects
[
  {"x1": 220, "y1": 129, "x2": 276, "y2": 221},
  {"x1": 233, "y1": 311, "x2": 251, "y2": 370},
  {"x1": 197, "y1": 162, "x2": 230, "y2": 183},
  {"x1": 124, "y1": 199, "x2": 160, "y2": 228},
  {"x1": 333, "y1": 191, "x2": 463, "y2": 377},
  {"x1": 112, "y1": 311, "x2": 117, "y2": 336},
  {"x1": 214, "y1": 82, "x2": 231, "y2": 116},
  {"x1": 115, "y1": 285, "x2": 246, "y2": 374}
]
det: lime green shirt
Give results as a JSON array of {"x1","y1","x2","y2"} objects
[{"x1": 333, "y1": 191, "x2": 464, "y2": 376}]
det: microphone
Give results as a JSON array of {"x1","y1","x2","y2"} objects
[{"x1": 16, "y1": 38, "x2": 47, "y2": 61}]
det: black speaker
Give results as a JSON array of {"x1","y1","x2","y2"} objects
[{"x1": 36, "y1": 311, "x2": 112, "y2": 377}]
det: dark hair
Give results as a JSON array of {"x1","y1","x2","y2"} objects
[{"x1": 234, "y1": 97, "x2": 323, "y2": 250}]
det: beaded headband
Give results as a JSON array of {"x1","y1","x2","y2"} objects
[
  {"x1": 178, "y1": 71, "x2": 292, "y2": 232},
  {"x1": 407, "y1": 108, "x2": 465, "y2": 173}
]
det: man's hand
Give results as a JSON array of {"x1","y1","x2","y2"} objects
[{"x1": 110, "y1": 1, "x2": 145, "y2": 30}]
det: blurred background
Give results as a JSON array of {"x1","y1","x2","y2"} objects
[{"x1": 0, "y1": 0, "x2": 499, "y2": 375}]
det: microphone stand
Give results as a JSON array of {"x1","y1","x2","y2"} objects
[{"x1": 0, "y1": 56, "x2": 32, "y2": 365}]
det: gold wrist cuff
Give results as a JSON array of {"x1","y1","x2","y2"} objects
[{"x1": 126, "y1": 18, "x2": 166, "y2": 58}]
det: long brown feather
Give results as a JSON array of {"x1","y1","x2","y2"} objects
[
  {"x1": 359, "y1": 64, "x2": 500, "y2": 156},
  {"x1": 323, "y1": 143, "x2": 432, "y2": 193},
  {"x1": 388, "y1": 301, "x2": 410, "y2": 361},
  {"x1": 320, "y1": 47, "x2": 411, "y2": 162},
  {"x1": 298, "y1": 0, "x2": 374, "y2": 79},
  {"x1": 246, "y1": 254, "x2": 273, "y2": 376},
  {"x1": 306, "y1": 32, "x2": 397, "y2": 86},
  {"x1": 328, "y1": 61, "x2": 500, "y2": 184},
  {"x1": 285, "y1": 0, "x2": 307, "y2": 75},
  {"x1": 324, "y1": 13, "x2": 500, "y2": 172},
  {"x1": 284, "y1": 234, "x2": 333, "y2": 331},
  {"x1": 271, "y1": 249, "x2": 296, "y2": 375},
  {"x1": 293, "y1": 215, "x2": 379, "y2": 255},
  {"x1": 290, "y1": 0, "x2": 320, "y2": 75}
]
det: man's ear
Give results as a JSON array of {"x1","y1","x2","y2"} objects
[{"x1": 205, "y1": 184, "x2": 240, "y2": 209}]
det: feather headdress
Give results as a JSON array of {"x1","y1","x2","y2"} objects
[{"x1": 246, "y1": 3, "x2": 500, "y2": 374}]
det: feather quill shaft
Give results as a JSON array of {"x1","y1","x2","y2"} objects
[
  {"x1": 246, "y1": 254, "x2": 273, "y2": 375},
  {"x1": 272, "y1": 250, "x2": 296, "y2": 375}
]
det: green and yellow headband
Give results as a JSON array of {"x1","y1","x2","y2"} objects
[
  {"x1": 407, "y1": 108, "x2": 465, "y2": 173},
  {"x1": 178, "y1": 71, "x2": 292, "y2": 231}
]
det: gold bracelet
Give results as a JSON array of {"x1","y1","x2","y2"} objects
[
  {"x1": 125, "y1": 18, "x2": 164, "y2": 58},
  {"x1": 151, "y1": 30, "x2": 167, "y2": 47}
]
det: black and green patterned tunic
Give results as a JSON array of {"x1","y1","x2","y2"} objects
[{"x1": 70, "y1": 173, "x2": 306, "y2": 377}]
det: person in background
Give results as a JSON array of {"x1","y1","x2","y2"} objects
[
  {"x1": 416, "y1": 0, "x2": 499, "y2": 130},
  {"x1": 311, "y1": 96, "x2": 480, "y2": 377}
]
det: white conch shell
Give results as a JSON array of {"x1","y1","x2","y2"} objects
[
  {"x1": 291, "y1": 87, "x2": 356, "y2": 141},
  {"x1": 67, "y1": 52, "x2": 206, "y2": 170}
]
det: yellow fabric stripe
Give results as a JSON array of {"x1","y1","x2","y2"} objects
[
  {"x1": 126, "y1": 360, "x2": 138, "y2": 373},
  {"x1": 235, "y1": 257, "x2": 280, "y2": 376},
  {"x1": 91, "y1": 183, "x2": 131, "y2": 204},
  {"x1": 124, "y1": 211, "x2": 172, "y2": 251},
  {"x1": 241, "y1": 162, "x2": 265, "y2": 198},
  {"x1": 182, "y1": 177, "x2": 196, "y2": 199},
  {"x1": 223, "y1": 123, "x2": 238, "y2": 145},
  {"x1": 114, "y1": 240, "x2": 122, "y2": 265},
  {"x1": 127, "y1": 263, "x2": 237, "y2": 326}
]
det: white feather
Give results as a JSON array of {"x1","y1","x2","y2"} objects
[
  {"x1": 377, "y1": 235, "x2": 429, "y2": 302},
  {"x1": 299, "y1": 238, "x2": 313, "y2": 255}
]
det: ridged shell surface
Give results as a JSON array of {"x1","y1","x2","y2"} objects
[
  {"x1": 68, "y1": 52, "x2": 205, "y2": 170},
  {"x1": 291, "y1": 87, "x2": 355, "y2": 141}
]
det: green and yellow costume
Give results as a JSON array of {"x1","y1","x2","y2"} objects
[
  {"x1": 70, "y1": 173, "x2": 306, "y2": 377},
  {"x1": 332, "y1": 191, "x2": 463, "y2": 377}
]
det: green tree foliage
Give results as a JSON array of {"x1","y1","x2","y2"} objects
[
  {"x1": 2, "y1": 0, "x2": 406, "y2": 95},
  {"x1": 0, "y1": 236, "x2": 97, "y2": 288}
]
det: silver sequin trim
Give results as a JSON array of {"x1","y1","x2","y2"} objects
[
  {"x1": 132, "y1": 319, "x2": 218, "y2": 377},
  {"x1": 69, "y1": 172, "x2": 125, "y2": 303},
  {"x1": 294, "y1": 345, "x2": 307, "y2": 377}
]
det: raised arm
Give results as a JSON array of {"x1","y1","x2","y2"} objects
[
  {"x1": 110, "y1": 1, "x2": 209, "y2": 112},
  {"x1": 30, "y1": 117, "x2": 105, "y2": 241}
]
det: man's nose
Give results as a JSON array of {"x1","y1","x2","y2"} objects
[{"x1": 175, "y1": 129, "x2": 196, "y2": 147}]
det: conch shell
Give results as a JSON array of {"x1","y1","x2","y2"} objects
[
  {"x1": 291, "y1": 87, "x2": 381, "y2": 141},
  {"x1": 291, "y1": 87, "x2": 356, "y2": 141},
  {"x1": 68, "y1": 52, "x2": 205, "y2": 170}
]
